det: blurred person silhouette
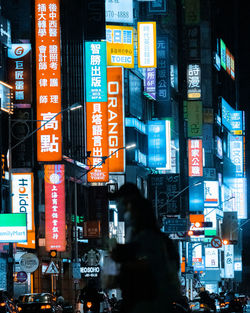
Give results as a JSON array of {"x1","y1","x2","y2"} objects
[{"x1": 106, "y1": 183, "x2": 182, "y2": 313}]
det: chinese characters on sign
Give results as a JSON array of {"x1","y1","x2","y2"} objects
[
  {"x1": 204, "y1": 181, "x2": 219, "y2": 207},
  {"x1": 187, "y1": 101, "x2": 202, "y2": 137},
  {"x1": 187, "y1": 64, "x2": 201, "y2": 99},
  {"x1": 107, "y1": 67, "x2": 125, "y2": 173},
  {"x1": 8, "y1": 44, "x2": 32, "y2": 108},
  {"x1": 86, "y1": 102, "x2": 109, "y2": 182},
  {"x1": 44, "y1": 164, "x2": 66, "y2": 251},
  {"x1": 220, "y1": 39, "x2": 235, "y2": 80},
  {"x1": 186, "y1": 26, "x2": 200, "y2": 59},
  {"x1": 144, "y1": 68, "x2": 156, "y2": 100},
  {"x1": 35, "y1": 0, "x2": 62, "y2": 161},
  {"x1": 229, "y1": 135, "x2": 243, "y2": 177},
  {"x1": 105, "y1": 0, "x2": 133, "y2": 24},
  {"x1": 138, "y1": 22, "x2": 156, "y2": 68},
  {"x1": 85, "y1": 42, "x2": 107, "y2": 102},
  {"x1": 106, "y1": 25, "x2": 134, "y2": 68},
  {"x1": 188, "y1": 139, "x2": 203, "y2": 177}
]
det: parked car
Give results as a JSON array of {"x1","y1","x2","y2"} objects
[
  {"x1": 17, "y1": 293, "x2": 63, "y2": 313},
  {"x1": 189, "y1": 297, "x2": 215, "y2": 313},
  {"x1": 0, "y1": 291, "x2": 17, "y2": 313}
]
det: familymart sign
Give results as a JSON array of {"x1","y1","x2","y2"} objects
[{"x1": 0, "y1": 213, "x2": 27, "y2": 242}]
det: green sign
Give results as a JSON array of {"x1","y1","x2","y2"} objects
[
  {"x1": 220, "y1": 39, "x2": 226, "y2": 70},
  {"x1": 71, "y1": 215, "x2": 84, "y2": 224},
  {"x1": 187, "y1": 101, "x2": 202, "y2": 137},
  {"x1": 0, "y1": 213, "x2": 27, "y2": 243}
]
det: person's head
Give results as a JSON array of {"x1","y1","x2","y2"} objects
[{"x1": 112, "y1": 294, "x2": 115, "y2": 298}]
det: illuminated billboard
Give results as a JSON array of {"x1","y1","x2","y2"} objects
[
  {"x1": 144, "y1": 68, "x2": 156, "y2": 100},
  {"x1": 224, "y1": 245, "x2": 234, "y2": 278},
  {"x1": 220, "y1": 39, "x2": 226, "y2": 70},
  {"x1": 188, "y1": 139, "x2": 203, "y2": 177},
  {"x1": 187, "y1": 64, "x2": 201, "y2": 99},
  {"x1": 44, "y1": 164, "x2": 66, "y2": 251},
  {"x1": 234, "y1": 178, "x2": 247, "y2": 219},
  {"x1": 138, "y1": 22, "x2": 157, "y2": 68},
  {"x1": 148, "y1": 120, "x2": 171, "y2": 169},
  {"x1": 106, "y1": 25, "x2": 134, "y2": 68},
  {"x1": 0, "y1": 213, "x2": 27, "y2": 243},
  {"x1": 221, "y1": 98, "x2": 243, "y2": 134},
  {"x1": 226, "y1": 48, "x2": 231, "y2": 75},
  {"x1": 86, "y1": 102, "x2": 109, "y2": 182},
  {"x1": 229, "y1": 135, "x2": 243, "y2": 177},
  {"x1": 205, "y1": 248, "x2": 218, "y2": 268},
  {"x1": 0, "y1": 81, "x2": 13, "y2": 114},
  {"x1": 35, "y1": 0, "x2": 62, "y2": 161},
  {"x1": 105, "y1": 0, "x2": 133, "y2": 24},
  {"x1": 107, "y1": 67, "x2": 125, "y2": 173},
  {"x1": 85, "y1": 42, "x2": 107, "y2": 102},
  {"x1": 8, "y1": 44, "x2": 32, "y2": 108},
  {"x1": 204, "y1": 181, "x2": 219, "y2": 207}
]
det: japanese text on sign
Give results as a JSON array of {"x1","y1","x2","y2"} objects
[
  {"x1": 188, "y1": 139, "x2": 203, "y2": 177},
  {"x1": 35, "y1": 0, "x2": 62, "y2": 161}
]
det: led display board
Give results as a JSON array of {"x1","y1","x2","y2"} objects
[
  {"x1": 0, "y1": 213, "x2": 27, "y2": 243},
  {"x1": 85, "y1": 42, "x2": 107, "y2": 103},
  {"x1": 35, "y1": 0, "x2": 62, "y2": 161},
  {"x1": 188, "y1": 139, "x2": 203, "y2": 177},
  {"x1": 8, "y1": 44, "x2": 32, "y2": 108},
  {"x1": 44, "y1": 164, "x2": 66, "y2": 251},
  {"x1": 138, "y1": 22, "x2": 157, "y2": 68},
  {"x1": 204, "y1": 181, "x2": 219, "y2": 207},
  {"x1": 105, "y1": 0, "x2": 133, "y2": 24},
  {"x1": 86, "y1": 102, "x2": 109, "y2": 182},
  {"x1": 107, "y1": 67, "x2": 125, "y2": 173},
  {"x1": 106, "y1": 25, "x2": 134, "y2": 68},
  {"x1": 220, "y1": 39, "x2": 226, "y2": 70},
  {"x1": 148, "y1": 120, "x2": 171, "y2": 169},
  {"x1": 187, "y1": 101, "x2": 202, "y2": 137},
  {"x1": 187, "y1": 64, "x2": 201, "y2": 99}
]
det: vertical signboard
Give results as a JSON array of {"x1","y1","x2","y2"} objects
[
  {"x1": 35, "y1": 0, "x2": 62, "y2": 161},
  {"x1": 188, "y1": 139, "x2": 203, "y2": 177},
  {"x1": 205, "y1": 248, "x2": 218, "y2": 268},
  {"x1": 85, "y1": 42, "x2": 107, "y2": 103},
  {"x1": 8, "y1": 44, "x2": 32, "y2": 108},
  {"x1": 84, "y1": 0, "x2": 105, "y2": 40},
  {"x1": 187, "y1": 101, "x2": 202, "y2": 137},
  {"x1": 226, "y1": 48, "x2": 231, "y2": 75},
  {"x1": 187, "y1": 64, "x2": 201, "y2": 99},
  {"x1": 185, "y1": 0, "x2": 200, "y2": 24},
  {"x1": 234, "y1": 178, "x2": 247, "y2": 219},
  {"x1": 144, "y1": 68, "x2": 156, "y2": 100},
  {"x1": 204, "y1": 181, "x2": 219, "y2": 207},
  {"x1": 106, "y1": 25, "x2": 134, "y2": 68},
  {"x1": 138, "y1": 22, "x2": 157, "y2": 68},
  {"x1": 229, "y1": 135, "x2": 243, "y2": 177},
  {"x1": 44, "y1": 164, "x2": 66, "y2": 251},
  {"x1": 148, "y1": 120, "x2": 171, "y2": 169},
  {"x1": 107, "y1": 67, "x2": 125, "y2": 173},
  {"x1": 220, "y1": 39, "x2": 226, "y2": 70},
  {"x1": 230, "y1": 55, "x2": 235, "y2": 79},
  {"x1": 224, "y1": 245, "x2": 234, "y2": 278},
  {"x1": 86, "y1": 102, "x2": 109, "y2": 182},
  {"x1": 105, "y1": 0, "x2": 133, "y2": 24}
]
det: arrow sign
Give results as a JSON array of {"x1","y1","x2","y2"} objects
[
  {"x1": 45, "y1": 261, "x2": 59, "y2": 274},
  {"x1": 211, "y1": 236, "x2": 222, "y2": 248}
]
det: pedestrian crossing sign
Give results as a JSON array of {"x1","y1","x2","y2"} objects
[{"x1": 45, "y1": 261, "x2": 59, "y2": 274}]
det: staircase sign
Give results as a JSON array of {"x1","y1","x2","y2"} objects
[
  {"x1": 211, "y1": 236, "x2": 222, "y2": 248},
  {"x1": 45, "y1": 261, "x2": 59, "y2": 274}
]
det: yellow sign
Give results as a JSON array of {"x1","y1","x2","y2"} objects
[{"x1": 106, "y1": 25, "x2": 134, "y2": 68}]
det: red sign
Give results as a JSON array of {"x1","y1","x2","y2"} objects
[
  {"x1": 8, "y1": 44, "x2": 32, "y2": 108},
  {"x1": 107, "y1": 67, "x2": 125, "y2": 173},
  {"x1": 188, "y1": 139, "x2": 203, "y2": 177},
  {"x1": 86, "y1": 102, "x2": 109, "y2": 182},
  {"x1": 44, "y1": 164, "x2": 66, "y2": 251},
  {"x1": 211, "y1": 236, "x2": 222, "y2": 248},
  {"x1": 35, "y1": 0, "x2": 62, "y2": 161}
]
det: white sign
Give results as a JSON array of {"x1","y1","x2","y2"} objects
[
  {"x1": 12, "y1": 173, "x2": 34, "y2": 231},
  {"x1": 234, "y1": 178, "x2": 247, "y2": 219},
  {"x1": 234, "y1": 262, "x2": 242, "y2": 271},
  {"x1": 205, "y1": 248, "x2": 218, "y2": 268},
  {"x1": 224, "y1": 245, "x2": 234, "y2": 278},
  {"x1": 204, "y1": 181, "x2": 219, "y2": 207},
  {"x1": 45, "y1": 261, "x2": 59, "y2": 274},
  {"x1": 105, "y1": 0, "x2": 133, "y2": 24},
  {"x1": 138, "y1": 22, "x2": 156, "y2": 68},
  {"x1": 20, "y1": 253, "x2": 39, "y2": 273}
]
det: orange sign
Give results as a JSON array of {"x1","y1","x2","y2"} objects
[
  {"x1": 35, "y1": 0, "x2": 62, "y2": 161},
  {"x1": 107, "y1": 67, "x2": 125, "y2": 173},
  {"x1": 188, "y1": 139, "x2": 203, "y2": 177},
  {"x1": 86, "y1": 102, "x2": 109, "y2": 182}
]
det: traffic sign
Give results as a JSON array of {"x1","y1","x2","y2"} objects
[
  {"x1": 45, "y1": 261, "x2": 59, "y2": 274},
  {"x1": 211, "y1": 236, "x2": 222, "y2": 248}
]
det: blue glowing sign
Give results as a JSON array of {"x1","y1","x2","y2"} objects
[
  {"x1": 189, "y1": 177, "x2": 204, "y2": 212},
  {"x1": 148, "y1": 120, "x2": 171, "y2": 169},
  {"x1": 221, "y1": 98, "x2": 243, "y2": 134},
  {"x1": 229, "y1": 134, "x2": 243, "y2": 177},
  {"x1": 85, "y1": 41, "x2": 107, "y2": 102}
]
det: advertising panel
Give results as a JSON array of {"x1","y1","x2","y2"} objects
[
  {"x1": 234, "y1": 178, "x2": 247, "y2": 219},
  {"x1": 86, "y1": 102, "x2": 109, "y2": 182},
  {"x1": 8, "y1": 44, "x2": 32, "y2": 108},
  {"x1": 85, "y1": 42, "x2": 107, "y2": 103},
  {"x1": 231, "y1": 55, "x2": 235, "y2": 79},
  {"x1": 187, "y1": 101, "x2": 202, "y2": 137},
  {"x1": 220, "y1": 39, "x2": 226, "y2": 70},
  {"x1": 35, "y1": 0, "x2": 62, "y2": 162},
  {"x1": 231, "y1": 111, "x2": 243, "y2": 135},
  {"x1": 144, "y1": 68, "x2": 156, "y2": 100},
  {"x1": 0, "y1": 213, "x2": 27, "y2": 243},
  {"x1": 107, "y1": 67, "x2": 125, "y2": 173},
  {"x1": 138, "y1": 22, "x2": 156, "y2": 68},
  {"x1": 221, "y1": 97, "x2": 241, "y2": 133},
  {"x1": 189, "y1": 177, "x2": 204, "y2": 212},
  {"x1": 229, "y1": 135, "x2": 243, "y2": 177},
  {"x1": 187, "y1": 64, "x2": 201, "y2": 99},
  {"x1": 106, "y1": 25, "x2": 134, "y2": 68},
  {"x1": 0, "y1": 81, "x2": 13, "y2": 114},
  {"x1": 44, "y1": 164, "x2": 66, "y2": 251},
  {"x1": 221, "y1": 184, "x2": 235, "y2": 212},
  {"x1": 188, "y1": 139, "x2": 203, "y2": 177},
  {"x1": 216, "y1": 136, "x2": 223, "y2": 159},
  {"x1": 204, "y1": 181, "x2": 219, "y2": 207},
  {"x1": 204, "y1": 208, "x2": 217, "y2": 237},
  {"x1": 205, "y1": 248, "x2": 218, "y2": 268},
  {"x1": 129, "y1": 71, "x2": 143, "y2": 119},
  {"x1": 148, "y1": 120, "x2": 171, "y2": 169},
  {"x1": 226, "y1": 48, "x2": 231, "y2": 75},
  {"x1": 105, "y1": 0, "x2": 133, "y2": 24},
  {"x1": 224, "y1": 245, "x2": 234, "y2": 278}
]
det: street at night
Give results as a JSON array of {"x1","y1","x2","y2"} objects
[{"x1": 0, "y1": 0, "x2": 249, "y2": 312}]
